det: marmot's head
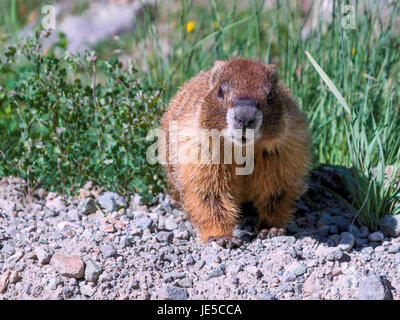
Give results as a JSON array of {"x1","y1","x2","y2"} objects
[{"x1": 201, "y1": 57, "x2": 286, "y2": 146}]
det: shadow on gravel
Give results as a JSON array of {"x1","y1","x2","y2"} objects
[{"x1": 235, "y1": 165, "x2": 386, "y2": 255}]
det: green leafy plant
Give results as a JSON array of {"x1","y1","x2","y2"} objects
[{"x1": 0, "y1": 30, "x2": 165, "y2": 203}]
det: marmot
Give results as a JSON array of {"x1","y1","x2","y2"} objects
[{"x1": 160, "y1": 57, "x2": 311, "y2": 247}]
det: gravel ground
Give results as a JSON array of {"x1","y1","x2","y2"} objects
[{"x1": 0, "y1": 167, "x2": 399, "y2": 300}]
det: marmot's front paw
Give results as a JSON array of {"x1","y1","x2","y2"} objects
[
  {"x1": 257, "y1": 227, "x2": 286, "y2": 240},
  {"x1": 208, "y1": 235, "x2": 242, "y2": 249}
]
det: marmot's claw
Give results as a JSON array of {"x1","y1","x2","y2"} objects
[
  {"x1": 209, "y1": 235, "x2": 242, "y2": 249},
  {"x1": 257, "y1": 227, "x2": 286, "y2": 240}
]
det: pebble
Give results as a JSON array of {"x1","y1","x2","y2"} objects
[
  {"x1": 387, "y1": 244, "x2": 400, "y2": 254},
  {"x1": 163, "y1": 272, "x2": 186, "y2": 282},
  {"x1": 135, "y1": 217, "x2": 153, "y2": 231},
  {"x1": 98, "y1": 192, "x2": 126, "y2": 213},
  {"x1": 282, "y1": 271, "x2": 296, "y2": 282},
  {"x1": 164, "y1": 217, "x2": 178, "y2": 231},
  {"x1": 84, "y1": 259, "x2": 102, "y2": 283},
  {"x1": 178, "y1": 278, "x2": 193, "y2": 288},
  {"x1": 100, "y1": 244, "x2": 117, "y2": 258},
  {"x1": 80, "y1": 284, "x2": 96, "y2": 297},
  {"x1": 156, "y1": 231, "x2": 174, "y2": 244},
  {"x1": 369, "y1": 232, "x2": 384, "y2": 243},
  {"x1": 287, "y1": 262, "x2": 307, "y2": 276},
  {"x1": 316, "y1": 246, "x2": 343, "y2": 261},
  {"x1": 67, "y1": 208, "x2": 80, "y2": 222},
  {"x1": 35, "y1": 246, "x2": 54, "y2": 265},
  {"x1": 357, "y1": 276, "x2": 393, "y2": 300},
  {"x1": 50, "y1": 254, "x2": 85, "y2": 279},
  {"x1": 205, "y1": 264, "x2": 225, "y2": 280},
  {"x1": 260, "y1": 292, "x2": 276, "y2": 300},
  {"x1": 380, "y1": 215, "x2": 400, "y2": 238},
  {"x1": 48, "y1": 277, "x2": 58, "y2": 290},
  {"x1": 77, "y1": 198, "x2": 97, "y2": 215},
  {"x1": 158, "y1": 285, "x2": 188, "y2": 300},
  {"x1": 338, "y1": 232, "x2": 355, "y2": 252}
]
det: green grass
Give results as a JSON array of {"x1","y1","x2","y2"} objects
[{"x1": 1, "y1": 0, "x2": 400, "y2": 229}]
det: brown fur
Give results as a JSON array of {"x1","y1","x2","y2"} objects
[{"x1": 160, "y1": 57, "x2": 311, "y2": 242}]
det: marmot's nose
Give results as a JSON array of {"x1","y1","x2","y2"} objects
[{"x1": 233, "y1": 97, "x2": 258, "y2": 129}]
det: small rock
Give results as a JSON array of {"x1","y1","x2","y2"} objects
[
  {"x1": 260, "y1": 292, "x2": 276, "y2": 300},
  {"x1": 368, "y1": 231, "x2": 384, "y2": 243},
  {"x1": 338, "y1": 232, "x2": 355, "y2": 252},
  {"x1": 303, "y1": 273, "x2": 321, "y2": 294},
  {"x1": 380, "y1": 215, "x2": 400, "y2": 238},
  {"x1": 165, "y1": 217, "x2": 178, "y2": 231},
  {"x1": 327, "y1": 234, "x2": 341, "y2": 247},
  {"x1": 67, "y1": 208, "x2": 80, "y2": 221},
  {"x1": 316, "y1": 246, "x2": 343, "y2": 261},
  {"x1": 178, "y1": 278, "x2": 193, "y2": 288},
  {"x1": 48, "y1": 278, "x2": 58, "y2": 290},
  {"x1": 45, "y1": 196, "x2": 65, "y2": 212},
  {"x1": 35, "y1": 246, "x2": 54, "y2": 265},
  {"x1": 357, "y1": 276, "x2": 393, "y2": 300},
  {"x1": 80, "y1": 284, "x2": 95, "y2": 297},
  {"x1": 98, "y1": 192, "x2": 126, "y2": 213},
  {"x1": 205, "y1": 264, "x2": 225, "y2": 280},
  {"x1": 271, "y1": 236, "x2": 296, "y2": 244},
  {"x1": 0, "y1": 199, "x2": 16, "y2": 216},
  {"x1": 135, "y1": 217, "x2": 153, "y2": 231},
  {"x1": 158, "y1": 285, "x2": 188, "y2": 300},
  {"x1": 84, "y1": 259, "x2": 102, "y2": 283},
  {"x1": 0, "y1": 270, "x2": 10, "y2": 293},
  {"x1": 164, "y1": 272, "x2": 186, "y2": 282},
  {"x1": 287, "y1": 262, "x2": 307, "y2": 276},
  {"x1": 387, "y1": 244, "x2": 400, "y2": 254},
  {"x1": 244, "y1": 266, "x2": 263, "y2": 279},
  {"x1": 50, "y1": 254, "x2": 85, "y2": 279},
  {"x1": 100, "y1": 244, "x2": 117, "y2": 258},
  {"x1": 278, "y1": 283, "x2": 293, "y2": 292},
  {"x1": 44, "y1": 207, "x2": 58, "y2": 217},
  {"x1": 156, "y1": 231, "x2": 174, "y2": 244},
  {"x1": 24, "y1": 282, "x2": 32, "y2": 295},
  {"x1": 77, "y1": 198, "x2": 97, "y2": 215},
  {"x1": 282, "y1": 270, "x2": 296, "y2": 282}
]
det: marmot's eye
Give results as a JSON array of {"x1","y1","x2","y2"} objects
[
  {"x1": 217, "y1": 86, "x2": 224, "y2": 99},
  {"x1": 267, "y1": 90, "x2": 274, "y2": 103}
]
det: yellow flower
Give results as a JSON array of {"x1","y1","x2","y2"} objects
[
  {"x1": 352, "y1": 47, "x2": 356, "y2": 56},
  {"x1": 186, "y1": 21, "x2": 195, "y2": 33},
  {"x1": 213, "y1": 21, "x2": 219, "y2": 30}
]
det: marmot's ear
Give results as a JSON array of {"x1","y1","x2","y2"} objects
[
  {"x1": 209, "y1": 60, "x2": 225, "y2": 87},
  {"x1": 267, "y1": 64, "x2": 279, "y2": 85}
]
